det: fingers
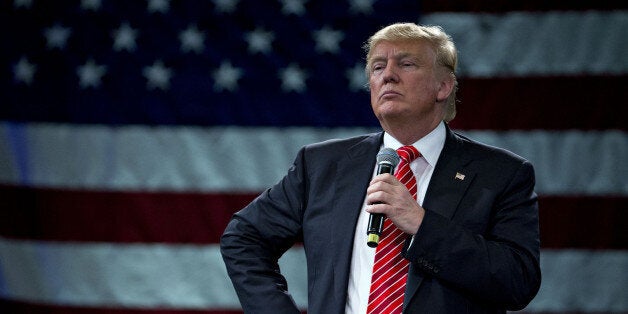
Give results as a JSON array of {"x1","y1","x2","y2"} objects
[
  {"x1": 366, "y1": 173, "x2": 400, "y2": 198},
  {"x1": 366, "y1": 174, "x2": 398, "y2": 207},
  {"x1": 369, "y1": 173, "x2": 398, "y2": 186},
  {"x1": 366, "y1": 173, "x2": 424, "y2": 234}
]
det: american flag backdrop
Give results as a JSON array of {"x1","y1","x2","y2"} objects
[{"x1": 1, "y1": 0, "x2": 627, "y2": 313}]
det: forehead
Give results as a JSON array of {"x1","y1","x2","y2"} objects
[{"x1": 369, "y1": 40, "x2": 435, "y2": 61}]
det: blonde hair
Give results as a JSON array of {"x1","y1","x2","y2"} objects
[{"x1": 364, "y1": 23, "x2": 458, "y2": 122}]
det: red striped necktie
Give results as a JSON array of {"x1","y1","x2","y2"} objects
[{"x1": 367, "y1": 145, "x2": 421, "y2": 314}]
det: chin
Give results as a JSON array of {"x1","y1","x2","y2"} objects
[{"x1": 376, "y1": 104, "x2": 409, "y2": 118}]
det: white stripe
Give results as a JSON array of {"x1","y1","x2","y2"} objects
[
  {"x1": 0, "y1": 237, "x2": 307, "y2": 309},
  {"x1": 0, "y1": 122, "x2": 626, "y2": 195},
  {"x1": 0, "y1": 122, "x2": 375, "y2": 193},
  {"x1": 370, "y1": 258, "x2": 406, "y2": 292},
  {"x1": 528, "y1": 249, "x2": 628, "y2": 312},
  {"x1": 369, "y1": 277, "x2": 405, "y2": 312},
  {"x1": 420, "y1": 11, "x2": 628, "y2": 77},
  {"x1": 0, "y1": 237, "x2": 238, "y2": 309},
  {"x1": 461, "y1": 129, "x2": 628, "y2": 196},
  {"x1": 0, "y1": 238, "x2": 626, "y2": 311},
  {"x1": 378, "y1": 290, "x2": 404, "y2": 314}
]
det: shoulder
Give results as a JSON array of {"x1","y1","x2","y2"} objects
[
  {"x1": 306, "y1": 132, "x2": 381, "y2": 149},
  {"x1": 448, "y1": 130, "x2": 536, "y2": 186},
  {"x1": 437, "y1": 131, "x2": 538, "y2": 210},
  {"x1": 289, "y1": 132, "x2": 382, "y2": 174},
  {"x1": 302, "y1": 132, "x2": 382, "y2": 157},
  {"x1": 453, "y1": 130, "x2": 530, "y2": 166}
]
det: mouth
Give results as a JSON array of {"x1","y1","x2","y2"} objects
[{"x1": 379, "y1": 90, "x2": 401, "y2": 100}]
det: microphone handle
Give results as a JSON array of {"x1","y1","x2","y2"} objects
[
  {"x1": 366, "y1": 213, "x2": 385, "y2": 248},
  {"x1": 366, "y1": 162, "x2": 395, "y2": 247}
]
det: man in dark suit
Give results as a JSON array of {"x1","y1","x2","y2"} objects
[{"x1": 221, "y1": 22, "x2": 541, "y2": 313}]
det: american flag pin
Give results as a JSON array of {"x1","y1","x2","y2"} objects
[{"x1": 455, "y1": 172, "x2": 466, "y2": 180}]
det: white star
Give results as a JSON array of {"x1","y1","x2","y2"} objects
[
  {"x1": 14, "y1": 56, "x2": 36, "y2": 85},
  {"x1": 279, "y1": 64, "x2": 308, "y2": 93},
  {"x1": 244, "y1": 28, "x2": 275, "y2": 55},
  {"x1": 81, "y1": 0, "x2": 102, "y2": 11},
  {"x1": 313, "y1": 26, "x2": 344, "y2": 54},
  {"x1": 143, "y1": 60, "x2": 173, "y2": 90},
  {"x1": 179, "y1": 25, "x2": 205, "y2": 54},
  {"x1": 13, "y1": 0, "x2": 33, "y2": 9},
  {"x1": 112, "y1": 22, "x2": 139, "y2": 52},
  {"x1": 346, "y1": 62, "x2": 367, "y2": 92},
  {"x1": 77, "y1": 59, "x2": 107, "y2": 89},
  {"x1": 349, "y1": 0, "x2": 375, "y2": 14},
  {"x1": 43, "y1": 24, "x2": 71, "y2": 50},
  {"x1": 212, "y1": 61, "x2": 243, "y2": 92},
  {"x1": 279, "y1": 0, "x2": 307, "y2": 16},
  {"x1": 213, "y1": 0, "x2": 238, "y2": 13},
  {"x1": 147, "y1": 0, "x2": 170, "y2": 14}
]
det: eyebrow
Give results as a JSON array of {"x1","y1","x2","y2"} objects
[{"x1": 370, "y1": 52, "x2": 418, "y2": 64}]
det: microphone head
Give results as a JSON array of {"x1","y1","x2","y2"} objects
[{"x1": 377, "y1": 147, "x2": 400, "y2": 167}]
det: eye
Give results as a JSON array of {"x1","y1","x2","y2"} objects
[{"x1": 371, "y1": 63, "x2": 385, "y2": 73}]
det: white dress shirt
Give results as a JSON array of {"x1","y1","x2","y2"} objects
[{"x1": 344, "y1": 121, "x2": 446, "y2": 314}]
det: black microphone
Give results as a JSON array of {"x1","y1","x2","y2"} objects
[{"x1": 366, "y1": 147, "x2": 400, "y2": 248}]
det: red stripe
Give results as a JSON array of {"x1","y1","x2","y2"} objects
[
  {"x1": 0, "y1": 299, "x2": 308, "y2": 314},
  {"x1": 539, "y1": 196, "x2": 628, "y2": 249},
  {"x1": 0, "y1": 184, "x2": 255, "y2": 244},
  {"x1": 1, "y1": 185, "x2": 626, "y2": 249},
  {"x1": 0, "y1": 299, "x2": 238, "y2": 314},
  {"x1": 370, "y1": 260, "x2": 408, "y2": 298},
  {"x1": 368, "y1": 273, "x2": 407, "y2": 313},
  {"x1": 448, "y1": 76, "x2": 627, "y2": 130},
  {"x1": 1, "y1": 298, "x2": 625, "y2": 314},
  {"x1": 422, "y1": 1, "x2": 628, "y2": 12}
]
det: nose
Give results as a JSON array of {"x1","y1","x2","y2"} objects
[{"x1": 382, "y1": 64, "x2": 399, "y2": 83}]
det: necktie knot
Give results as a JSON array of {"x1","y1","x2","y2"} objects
[{"x1": 396, "y1": 145, "x2": 421, "y2": 163}]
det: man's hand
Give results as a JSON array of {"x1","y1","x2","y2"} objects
[{"x1": 365, "y1": 173, "x2": 425, "y2": 235}]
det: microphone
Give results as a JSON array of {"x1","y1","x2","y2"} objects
[{"x1": 367, "y1": 147, "x2": 400, "y2": 248}]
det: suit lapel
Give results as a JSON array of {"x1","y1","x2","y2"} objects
[
  {"x1": 330, "y1": 132, "x2": 383, "y2": 305},
  {"x1": 404, "y1": 125, "x2": 475, "y2": 310},
  {"x1": 325, "y1": 128, "x2": 477, "y2": 310},
  {"x1": 423, "y1": 126, "x2": 475, "y2": 220}
]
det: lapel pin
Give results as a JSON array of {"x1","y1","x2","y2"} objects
[{"x1": 455, "y1": 172, "x2": 466, "y2": 181}]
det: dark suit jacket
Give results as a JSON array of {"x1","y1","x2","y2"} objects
[{"x1": 221, "y1": 125, "x2": 541, "y2": 314}]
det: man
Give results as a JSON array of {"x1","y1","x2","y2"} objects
[{"x1": 221, "y1": 22, "x2": 541, "y2": 313}]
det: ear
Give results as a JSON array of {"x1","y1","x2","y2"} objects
[{"x1": 436, "y1": 73, "x2": 455, "y2": 103}]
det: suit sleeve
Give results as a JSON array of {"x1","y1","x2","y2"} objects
[
  {"x1": 220, "y1": 148, "x2": 308, "y2": 314},
  {"x1": 405, "y1": 160, "x2": 541, "y2": 310}
]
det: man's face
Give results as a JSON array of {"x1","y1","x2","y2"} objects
[{"x1": 368, "y1": 40, "x2": 448, "y2": 132}]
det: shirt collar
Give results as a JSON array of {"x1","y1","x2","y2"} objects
[{"x1": 383, "y1": 121, "x2": 446, "y2": 167}]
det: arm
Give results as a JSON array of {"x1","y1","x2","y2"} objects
[
  {"x1": 366, "y1": 158, "x2": 540, "y2": 310},
  {"x1": 407, "y1": 161, "x2": 541, "y2": 310},
  {"x1": 220, "y1": 148, "x2": 307, "y2": 314}
]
